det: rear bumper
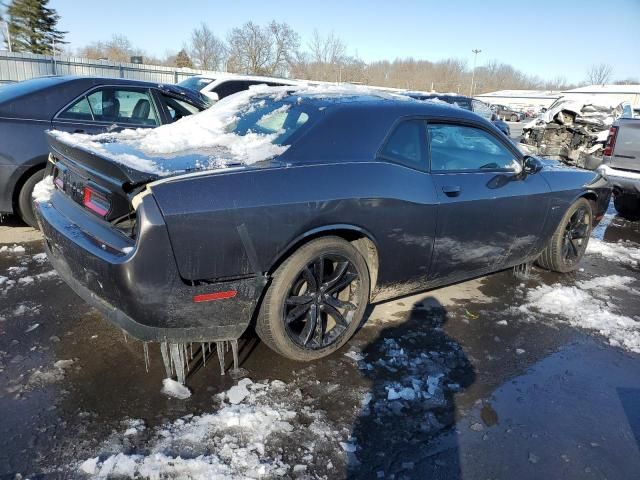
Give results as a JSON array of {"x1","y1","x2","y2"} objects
[
  {"x1": 35, "y1": 186, "x2": 265, "y2": 342},
  {"x1": 598, "y1": 164, "x2": 640, "y2": 195}
]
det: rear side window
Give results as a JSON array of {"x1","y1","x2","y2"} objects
[
  {"x1": 58, "y1": 87, "x2": 160, "y2": 126},
  {"x1": 57, "y1": 97, "x2": 93, "y2": 121},
  {"x1": 380, "y1": 120, "x2": 425, "y2": 168},
  {"x1": 88, "y1": 89, "x2": 159, "y2": 125},
  {"x1": 427, "y1": 123, "x2": 517, "y2": 172}
]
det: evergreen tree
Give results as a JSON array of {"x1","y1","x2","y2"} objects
[
  {"x1": 7, "y1": 0, "x2": 66, "y2": 54},
  {"x1": 175, "y1": 48, "x2": 193, "y2": 68}
]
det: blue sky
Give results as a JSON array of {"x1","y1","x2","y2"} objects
[{"x1": 51, "y1": 0, "x2": 639, "y2": 83}]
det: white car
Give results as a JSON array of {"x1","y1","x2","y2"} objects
[{"x1": 178, "y1": 74, "x2": 301, "y2": 102}]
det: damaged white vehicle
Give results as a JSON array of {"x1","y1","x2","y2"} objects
[{"x1": 520, "y1": 98, "x2": 627, "y2": 170}]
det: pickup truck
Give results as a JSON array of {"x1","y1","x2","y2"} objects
[{"x1": 598, "y1": 115, "x2": 640, "y2": 217}]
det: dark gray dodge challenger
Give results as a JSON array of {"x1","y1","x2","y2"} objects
[{"x1": 35, "y1": 86, "x2": 611, "y2": 361}]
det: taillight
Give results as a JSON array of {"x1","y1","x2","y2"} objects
[
  {"x1": 82, "y1": 186, "x2": 111, "y2": 217},
  {"x1": 603, "y1": 126, "x2": 618, "y2": 156},
  {"x1": 53, "y1": 165, "x2": 65, "y2": 190}
]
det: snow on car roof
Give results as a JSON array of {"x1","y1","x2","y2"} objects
[{"x1": 49, "y1": 84, "x2": 412, "y2": 176}]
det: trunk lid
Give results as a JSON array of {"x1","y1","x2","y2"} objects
[
  {"x1": 46, "y1": 132, "x2": 249, "y2": 235},
  {"x1": 606, "y1": 118, "x2": 640, "y2": 172}
]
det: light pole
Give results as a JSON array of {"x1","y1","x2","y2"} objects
[
  {"x1": 470, "y1": 48, "x2": 481, "y2": 97},
  {"x1": 0, "y1": 21, "x2": 11, "y2": 53}
]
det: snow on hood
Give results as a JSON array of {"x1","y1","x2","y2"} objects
[{"x1": 49, "y1": 84, "x2": 410, "y2": 176}]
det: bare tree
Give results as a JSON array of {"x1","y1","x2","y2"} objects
[
  {"x1": 189, "y1": 23, "x2": 226, "y2": 71},
  {"x1": 78, "y1": 35, "x2": 143, "y2": 62},
  {"x1": 226, "y1": 20, "x2": 298, "y2": 76},
  {"x1": 586, "y1": 63, "x2": 613, "y2": 85}
]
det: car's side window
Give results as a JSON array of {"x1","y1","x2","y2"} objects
[
  {"x1": 380, "y1": 120, "x2": 425, "y2": 168},
  {"x1": 85, "y1": 88, "x2": 159, "y2": 126},
  {"x1": 427, "y1": 123, "x2": 518, "y2": 172},
  {"x1": 57, "y1": 96, "x2": 93, "y2": 121}
]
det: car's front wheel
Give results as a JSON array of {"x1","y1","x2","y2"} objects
[
  {"x1": 256, "y1": 237, "x2": 370, "y2": 361},
  {"x1": 613, "y1": 193, "x2": 640, "y2": 218},
  {"x1": 17, "y1": 168, "x2": 45, "y2": 229},
  {"x1": 510, "y1": 114, "x2": 518, "y2": 122},
  {"x1": 536, "y1": 198, "x2": 593, "y2": 272}
]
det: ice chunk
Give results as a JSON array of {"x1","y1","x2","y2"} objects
[
  {"x1": 340, "y1": 441, "x2": 357, "y2": 453},
  {"x1": 79, "y1": 457, "x2": 99, "y2": 474},
  {"x1": 161, "y1": 378, "x2": 191, "y2": 399},
  {"x1": 344, "y1": 350, "x2": 365, "y2": 362},
  {"x1": 227, "y1": 378, "x2": 253, "y2": 405}
]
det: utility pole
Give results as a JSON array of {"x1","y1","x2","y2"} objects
[{"x1": 470, "y1": 48, "x2": 481, "y2": 97}]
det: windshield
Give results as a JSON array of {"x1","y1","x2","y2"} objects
[
  {"x1": 226, "y1": 97, "x2": 315, "y2": 145},
  {"x1": 178, "y1": 76, "x2": 215, "y2": 92}
]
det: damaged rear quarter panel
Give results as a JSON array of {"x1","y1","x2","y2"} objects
[{"x1": 149, "y1": 162, "x2": 439, "y2": 287}]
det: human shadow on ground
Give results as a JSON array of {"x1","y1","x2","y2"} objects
[{"x1": 348, "y1": 297, "x2": 476, "y2": 479}]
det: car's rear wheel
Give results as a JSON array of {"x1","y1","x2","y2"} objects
[
  {"x1": 17, "y1": 168, "x2": 45, "y2": 229},
  {"x1": 256, "y1": 237, "x2": 370, "y2": 361},
  {"x1": 536, "y1": 198, "x2": 592, "y2": 273},
  {"x1": 613, "y1": 193, "x2": 640, "y2": 218},
  {"x1": 510, "y1": 114, "x2": 518, "y2": 122}
]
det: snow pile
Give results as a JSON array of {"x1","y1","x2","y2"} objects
[
  {"x1": 50, "y1": 84, "x2": 405, "y2": 176},
  {"x1": 587, "y1": 238, "x2": 640, "y2": 267},
  {"x1": 0, "y1": 244, "x2": 25, "y2": 254},
  {"x1": 32, "y1": 175, "x2": 55, "y2": 203},
  {"x1": 77, "y1": 379, "x2": 344, "y2": 478},
  {"x1": 518, "y1": 275, "x2": 640, "y2": 353},
  {"x1": 28, "y1": 359, "x2": 75, "y2": 386}
]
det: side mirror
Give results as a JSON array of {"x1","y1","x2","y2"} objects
[{"x1": 523, "y1": 156, "x2": 543, "y2": 175}]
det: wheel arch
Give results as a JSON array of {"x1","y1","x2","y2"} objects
[
  {"x1": 12, "y1": 161, "x2": 47, "y2": 213},
  {"x1": 267, "y1": 225, "x2": 380, "y2": 299}
]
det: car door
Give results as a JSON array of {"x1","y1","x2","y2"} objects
[
  {"x1": 51, "y1": 86, "x2": 161, "y2": 135},
  {"x1": 426, "y1": 121, "x2": 550, "y2": 284}
]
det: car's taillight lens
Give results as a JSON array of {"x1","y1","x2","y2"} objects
[
  {"x1": 53, "y1": 167, "x2": 64, "y2": 190},
  {"x1": 82, "y1": 186, "x2": 110, "y2": 217},
  {"x1": 603, "y1": 126, "x2": 618, "y2": 156}
]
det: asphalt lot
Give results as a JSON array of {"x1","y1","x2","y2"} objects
[{"x1": 1, "y1": 199, "x2": 639, "y2": 479}]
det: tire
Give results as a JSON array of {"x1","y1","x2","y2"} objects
[
  {"x1": 510, "y1": 114, "x2": 518, "y2": 122},
  {"x1": 17, "y1": 169, "x2": 45, "y2": 229},
  {"x1": 536, "y1": 198, "x2": 593, "y2": 273},
  {"x1": 613, "y1": 193, "x2": 640, "y2": 218},
  {"x1": 256, "y1": 236, "x2": 370, "y2": 361}
]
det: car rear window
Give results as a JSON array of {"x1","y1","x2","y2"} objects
[
  {"x1": 178, "y1": 76, "x2": 215, "y2": 91},
  {"x1": 226, "y1": 97, "x2": 316, "y2": 145}
]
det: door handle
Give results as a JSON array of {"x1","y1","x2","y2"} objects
[{"x1": 442, "y1": 185, "x2": 461, "y2": 197}]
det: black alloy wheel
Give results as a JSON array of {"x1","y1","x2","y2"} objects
[
  {"x1": 256, "y1": 236, "x2": 370, "y2": 361},
  {"x1": 283, "y1": 254, "x2": 360, "y2": 350},
  {"x1": 561, "y1": 205, "x2": 590, "y2": 264}
]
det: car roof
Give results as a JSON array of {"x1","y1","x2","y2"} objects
[{"x1": 277, "y1": 92, "x2": 494, "y2": 163}]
